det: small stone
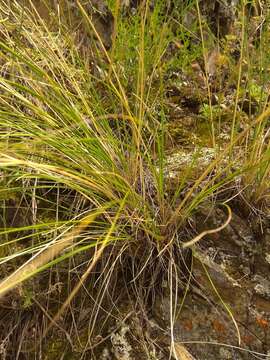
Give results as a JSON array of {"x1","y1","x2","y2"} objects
[{"x1": 101, "y1": 348, "x2": 111, "y2": 360}]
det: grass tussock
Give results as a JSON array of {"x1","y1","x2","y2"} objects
[{"x1": 0, "y1": 0, "x2": 269, "y2": 357}]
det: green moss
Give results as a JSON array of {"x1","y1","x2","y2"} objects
[{"x1": 43, "y1": 339, "x2": 73, "y2": 360}]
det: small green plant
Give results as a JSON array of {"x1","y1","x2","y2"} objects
[
  {"x1": 200, "y1": 103, "x2": 221, "y2": 120},
  {"x1": 22, "y1": 288, "x2": 34, "y2": 308}
]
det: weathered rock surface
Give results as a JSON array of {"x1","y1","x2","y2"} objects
[{"x1": 152, "y1": 209, "x2": 270, "y2": 359}]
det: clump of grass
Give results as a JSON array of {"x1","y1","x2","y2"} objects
[
  {"x1": 0, "y1": 0, "x2": 185, "y2": 294},
  {"x1": 229, "y1": 0, "x2": 270, "y2": 209},
  {"x1": 0, "y1": 0, "x2": 269, "y2": 357}
]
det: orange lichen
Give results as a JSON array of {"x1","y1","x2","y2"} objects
[
  {"x1": 256, "y1": 317, "x2": 268, "y2": 329},
  {"x1": 212, "y1": 319, "x2": 227, "y2": 334},
  {"x1": 242, "y1": 335, "x2": 255, "y2": 345},
  {"x1": 183, "y1": 319, "x2": 193, "y2": 331}
]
